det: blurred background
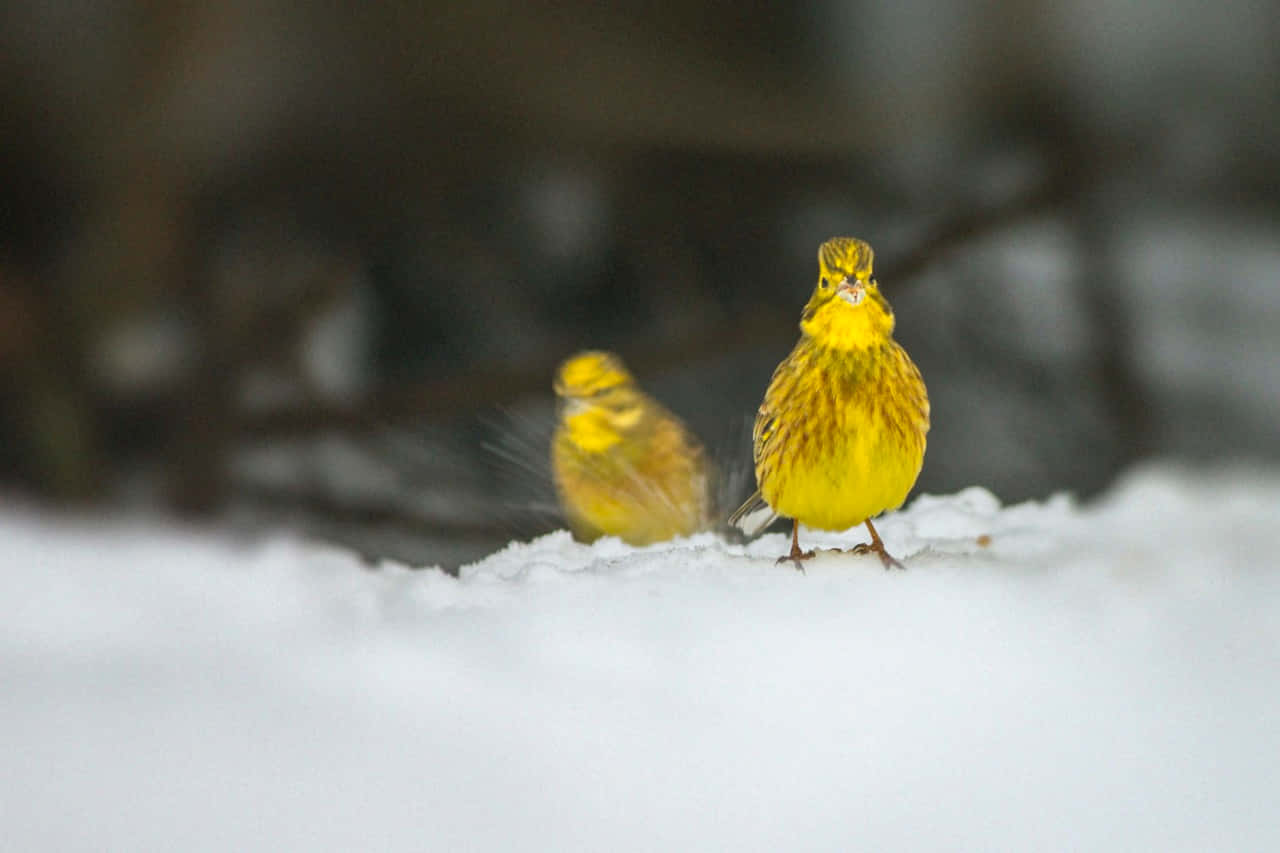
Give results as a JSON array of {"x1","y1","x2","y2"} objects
[{"x1": 1, "y1": 0, "x2": 1277, "y2": 570}]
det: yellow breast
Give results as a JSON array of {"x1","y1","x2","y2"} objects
[{"x1": 754, "y1": 339, "x2": 929, "y2": 532}]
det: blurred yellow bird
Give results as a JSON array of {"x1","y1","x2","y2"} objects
[
  {"x1": 552, "y1": 350, "x2": 711, "y2": 546},
  {"x1": 729, "y1": 237, "x2": 929, "y2": 568}
]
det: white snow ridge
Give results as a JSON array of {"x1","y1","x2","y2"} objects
[{"x1": 3, "y1": 463, "x2": 1279, "y2": 851}]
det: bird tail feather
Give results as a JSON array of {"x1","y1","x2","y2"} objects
[{"x1": 727, "y1": 490, "x2": 778, "y2": 540}]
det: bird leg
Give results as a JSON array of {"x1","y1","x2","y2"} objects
[
  {"x1": 850, "y1": 517, "x2": 905, "y2": 570},
  {"x1": 776, "y1": 518, "x2": 814, "y2": 570}
]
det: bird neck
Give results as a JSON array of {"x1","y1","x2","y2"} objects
[
  {"x1": 562, "y1": 400, "x2": 645, "y2": 453},
  {"x1": 799, "y1": 299, "x2": 895, "y2": 352}
]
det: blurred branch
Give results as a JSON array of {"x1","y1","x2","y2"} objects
[
  {"x1": 881, "y1": 134, "x2": 1143, "y2": 280},
  {"x1": 241, "y1": 145, "x2": 1126, "y2": 439},
  {"x1": 241, "y1": 309, "x2": 796, "y2": 437},
  {"x1": 1073, "y1": 205, "x2": 1155, "y2": 461},
  {"x1": 880, "y1": 169, "x2": 1076, "y2": 284}
]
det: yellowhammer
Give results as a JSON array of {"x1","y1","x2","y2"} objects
[
  {"x1": 729, "y1": 237, "x2": 930, "y2": 568},
  {"x1": 552, "y1": 350, "x2": 711, "y2": 545}
]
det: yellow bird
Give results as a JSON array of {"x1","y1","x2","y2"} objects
[
  {"x1": 552, "y1": 350, "x2": 711, "y2": 546},
  {"x1": 729, "y1": 237, "x2": 929, "y2": 568}
]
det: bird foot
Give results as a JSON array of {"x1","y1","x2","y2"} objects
[
  {"x1": 776, "y1": 548, "x2": 815, "y2": 572},
  {"x1": 851, "y1": 542, "x2": 905, "y2": 570}
]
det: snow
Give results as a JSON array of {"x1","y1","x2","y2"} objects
[{"x1": 4, "y1": 463, "x2": 1279, "y2": 851}]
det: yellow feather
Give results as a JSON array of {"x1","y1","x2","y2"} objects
[
  {"x1": 735, "y1": 237, "x2": 930, "y2": 561},
  {"x1": 551, "y1": 351, "x2": 711, "y2": 545}
]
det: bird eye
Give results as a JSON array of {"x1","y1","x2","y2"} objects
[{"x1": 819, "y1": 278, "x2": 830, "y2": 289}]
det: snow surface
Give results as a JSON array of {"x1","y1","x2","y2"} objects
[{"x1": 4, "y1": 463, "x2": 1280, "y2": 851}]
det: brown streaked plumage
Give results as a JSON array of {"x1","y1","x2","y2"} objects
[{"x1": 729, "y1": 237, "x2": 929, "y2": 568}]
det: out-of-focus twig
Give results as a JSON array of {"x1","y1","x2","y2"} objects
[
  {"x1": 240, "y1": 309, "x2": 797, "y2": 437},
  {"x1": 880, "y1": 136, "x2": 1141, "y2": 281},
  {"x1": 241, "y1": 144, "x2": 1129, "y2": 439}
]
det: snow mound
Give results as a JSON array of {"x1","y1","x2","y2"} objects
[{"x1": 3, "y1": 463, "x2": 1279, "y2": 851}]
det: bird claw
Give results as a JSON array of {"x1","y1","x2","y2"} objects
[
  {"x1": 776, "y1": 549, "x2": 815, "y2": 572},
  {"x1": 850, "y1": 541, "x2": 905, "y2": 570},
  {"x1": 879, "y1": 551, "x2": 906, "y2": 571}
]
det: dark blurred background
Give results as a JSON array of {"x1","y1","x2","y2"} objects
[{"x1": 2, "y1": 1, "x2": 1277, "y2": 569}]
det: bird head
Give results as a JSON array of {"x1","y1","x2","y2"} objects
[
  {"x1": 555, "y1": 350, "x2": 634, "y2": 400},
  {"x1": 800, "y1": 237, "x2": 895, "y2": 349},
  {"x1": 554, "y1": 351, "x2": 645, "y2": 448}
]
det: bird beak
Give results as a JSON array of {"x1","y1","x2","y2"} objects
[{"x1": 836, "y1": 279, "x2": 865, "y2": 306}]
